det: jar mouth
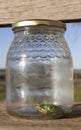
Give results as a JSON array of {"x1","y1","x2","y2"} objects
[{"x1": 12, "y1": 19, "x2": 66, "y2": 31}]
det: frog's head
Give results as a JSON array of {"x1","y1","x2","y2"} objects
[{"x1": 35, "y1": 104, "x2": 49, "y2": 113}]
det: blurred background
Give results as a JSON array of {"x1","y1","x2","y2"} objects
[{"x1": 0, "y1": 22, "x2": 81, "y2": 102}]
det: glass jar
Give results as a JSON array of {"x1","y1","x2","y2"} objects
[{"x1": 6, "y1": 19, "x2": 74, "y2": 119}]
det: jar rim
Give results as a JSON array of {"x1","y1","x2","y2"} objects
[{"x1": 12, "y1": 19, "x2": 66, "y2": 30}]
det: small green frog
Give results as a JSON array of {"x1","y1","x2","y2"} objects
[{"x1": 35, "y1": 103, "x2": 64, "y2": 118}]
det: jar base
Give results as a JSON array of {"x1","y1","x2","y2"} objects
[{"x1": 7, "y1": 106, "x2": 65, "y2": 120}]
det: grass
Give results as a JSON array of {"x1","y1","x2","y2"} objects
[
  {"x1": 0, "y1": 69, "x2": 81, "y2": 102},
  {"x1": 0, "y1": 80, "x2": 6, "y2": 100},
  {"x1": 0, "y1": 79, "x2": 81, "y2": 102},
  {"x1": 74, "y1": 86, "x2": 81, "y2": 102}
]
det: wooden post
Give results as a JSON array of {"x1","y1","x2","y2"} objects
[{"x1": 0, "y1": 0, "x2": 81, "y2": 25}]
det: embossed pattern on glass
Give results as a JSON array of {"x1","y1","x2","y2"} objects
[{"x1": 7, "y1": 32, "x2": 71, "y2": 61}]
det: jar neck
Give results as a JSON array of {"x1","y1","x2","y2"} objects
[{"x1": 13, "y1": 26, "x2": 65, "y2": 34}]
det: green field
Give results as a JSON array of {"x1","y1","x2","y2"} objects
[
  {"x1": 0, "y1": 80, "x2": 81, "y2": 102},
  {"x1": 74, "y1": 86, "x2": 81, "y2": 102},
  {"x1": 0, "y1": 69, "x2": 81, "y2": 102},
  {"x1": 0, "y1": 80, "x2": 6, "y2": 100}
]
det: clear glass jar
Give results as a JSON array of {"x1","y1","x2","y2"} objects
[{"x1": 6, "y1": 19, "x2": 74, "y2": 119}]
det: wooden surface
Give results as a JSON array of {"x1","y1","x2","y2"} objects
[
  {"x1": 0, "y1": 101, "x2": 81, "y2": 130},
  {"x1": 0, "y1": 0, "x2": 81, "y2": 25}
]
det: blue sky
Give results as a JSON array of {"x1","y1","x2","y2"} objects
[{"x1": 0, "y1": 22, "x2": 81, "y2": 69}]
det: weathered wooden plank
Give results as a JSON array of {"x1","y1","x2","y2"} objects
[
  {"x1": 0, "y1": 0, "x2": 81, "y2": 25},
  {"x1": 0, "y1": 101, "x2": 81, "y2": 130}
]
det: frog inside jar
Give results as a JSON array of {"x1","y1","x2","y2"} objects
[
  {"x1": 6, "y1": 19, "x2": 74, "y2": 119},
  {"x1": 35, "y1": 103, "x2": 65, "y2": 119}
]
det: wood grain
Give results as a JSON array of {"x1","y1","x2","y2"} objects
[
  {"x1": 0, "y1": 101, "x2": 81, "y2": 130},
  {"x1": 0, "y1": 0, "x2": 81, "y2": 25}
]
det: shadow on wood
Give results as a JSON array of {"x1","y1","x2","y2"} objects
[{"x1": 65, "y1": 103, "x2": 81, "y2": 118}]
